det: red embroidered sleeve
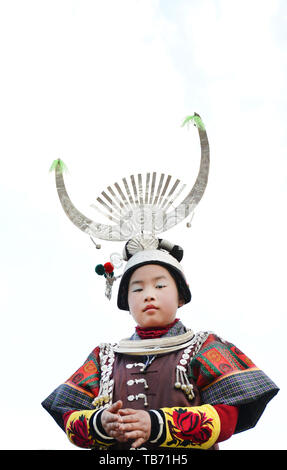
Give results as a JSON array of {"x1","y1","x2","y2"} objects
[{"x1": 213, "y1": 404, "x2": 239, "y2": 442}]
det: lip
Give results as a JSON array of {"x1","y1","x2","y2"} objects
[{"x1": 143, "y1": 304, "x2": 159, "y2": 312}]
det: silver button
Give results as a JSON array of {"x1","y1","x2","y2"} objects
[{"x1": 180, "y1": 359, "x2": 187, "y2": 365}]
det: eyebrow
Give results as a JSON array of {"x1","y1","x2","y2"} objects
[{"x1": 130, "y1": 275, "x2": 168, "y2": 286}]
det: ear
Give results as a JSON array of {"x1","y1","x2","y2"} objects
[{"x1": 178, "y1": 298, "x2": 185, "y2": 308}]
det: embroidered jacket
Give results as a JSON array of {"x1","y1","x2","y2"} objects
[{"x1": 42, "y1": 331, "x2": 279, "y2": 449}]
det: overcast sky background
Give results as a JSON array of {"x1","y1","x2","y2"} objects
[{"x1": 0, "y1": 0, "x2": 286, "y2": 450}]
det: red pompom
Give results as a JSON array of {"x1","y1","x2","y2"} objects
[{"x1": 104, "y1": 262, "x2": 114, "y2": 273}]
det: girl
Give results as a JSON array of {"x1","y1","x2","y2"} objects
[{"x1": 42, "y1": 242, "x2": 279, "y2": 450}]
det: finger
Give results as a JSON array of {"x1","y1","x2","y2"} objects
[
  {"x1": 103, "y1": 412, "x2": 120, "y2": 424},
  {"x1": 131, "y1": 437, "x2": 146, "y2": 449},
  {"x1": 118, "y1": 422, "x2": 137, "y2": 432},
  {"x1": 119, "y1": 418, "x2": 149, "y2": 429},
  {"x1": 109, "y1": 429, "x2": 127, "y2": 439},
  {"x1": 123, "y1": 429, "x2": 147, "y2": 443},
  {"x1": 108, "y1": 400, "x2": 123, "y2": 413},
  {"x1": 119, "y1": 414, "x2": 139, "y2": 424},
  {"x1": 118, "y1": 408, "x2": 137, "y2": 416}
]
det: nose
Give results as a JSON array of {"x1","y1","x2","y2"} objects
[{"x1": 144, "y1": 291, "x2": 156, "y2": 302}]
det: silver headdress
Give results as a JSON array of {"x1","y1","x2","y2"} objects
[{"x1": 50, "y1": 113, "x2": 210, "y2": 304}]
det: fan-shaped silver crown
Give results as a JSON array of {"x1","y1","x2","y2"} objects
[{"x1": 90, "y1": 172, "x2": 188, "y2": 239}]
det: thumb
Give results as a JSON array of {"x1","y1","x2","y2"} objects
[{"x1": 108, "y1": 400, "x2": 123, "y2": 414}]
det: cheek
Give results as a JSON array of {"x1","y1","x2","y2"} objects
[
  {"x1": 168, "y1": 296, "x2": 178, "y2": 310},
  {"x1": 158, "y1": 289, "x2": 178, "y2": 310},
  {"x1": 127, "y1": 293, "x2": 141, "y2": 313}
]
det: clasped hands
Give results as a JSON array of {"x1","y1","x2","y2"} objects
[{"x1": 101, "y1": 400, "x2": 151, "y2": 449}]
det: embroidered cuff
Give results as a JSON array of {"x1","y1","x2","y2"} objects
[
  {"x1": 65, "y1": 409, "x2": 102, "y2": 448},
  {"x1": 159, "y1": 404, "x2": 221, "y2": 449}
]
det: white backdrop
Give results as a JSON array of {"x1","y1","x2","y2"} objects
[{"x1": 0, "y1": 0, "x2": 286, "y2": 450}]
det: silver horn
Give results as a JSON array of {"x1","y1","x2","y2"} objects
[{"x1": 54, "y1": 163, "x2": 126, "y2": 241}]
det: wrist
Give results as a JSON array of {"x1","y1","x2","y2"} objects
[
  {"x1": 92, "y1": 409, "x2": 115, "y2": 442},
  {"x1": 148, "y1": 410, "x2": 164, "y2": 444}
]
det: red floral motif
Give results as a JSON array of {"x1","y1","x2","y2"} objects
[
  {"x1": 67, "y1": 414, "x2": 95, "y2": 448},
  {"x1": 167, "y1": 408, "x2": 214, "y2": 447},
  {"x1": 84, "y1": 360, "x2": 98, "y2": 374},
  {"x1": 219, "y1": 363, "x2": 233, "y2": 374}
]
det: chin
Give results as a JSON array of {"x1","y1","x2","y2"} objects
[{"x1": 142, "y1": 318, "x2": 167, "y2": 328}]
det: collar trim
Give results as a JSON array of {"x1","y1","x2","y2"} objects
[{"x1": 113, "y1": 329, "x2": 194, "y2": 355}]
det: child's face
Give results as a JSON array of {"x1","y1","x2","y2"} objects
[{"x1": 127, "y1": 264, "x2": 183, "y2": 328}]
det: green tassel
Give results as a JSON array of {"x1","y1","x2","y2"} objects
[
  {"x1": 49, "y1": 158, "x2": 68, "y2": 174},
  {"x1": 181, "y1": 114, "x2": 205, "y2": 131},
  {"x1": 95, "y1": 264, "x2": 105, "y2": 276}
]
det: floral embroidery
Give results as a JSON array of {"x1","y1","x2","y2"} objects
[
  {"x1": 66, "y1": 414, "x2": 95, "y2": 448},
  {"x1": 205, "y1": 349, "x2": 222, "y2": 363},
  {"x1": 166, "y1": 408, "x2": 214, "y2": 447}
]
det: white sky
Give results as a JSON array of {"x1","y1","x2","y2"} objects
[{"x1": 0, "y1": 0, "x2": 286, "y2": 450}]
